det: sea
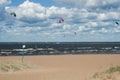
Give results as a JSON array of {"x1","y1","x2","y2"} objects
[{"x1": 0, "y1": 42, "x2": 120, "y2": 56}]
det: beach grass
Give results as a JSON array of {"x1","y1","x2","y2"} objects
[
  {"x1": 0, "y1": 61, "x2": 37, "y2": 72},
  {"x1": 91, "y1": 66, "x2": 120, "y2": 80},
  {"x1": 105, "y1": 66, "x2": 120, "y2": 74}
]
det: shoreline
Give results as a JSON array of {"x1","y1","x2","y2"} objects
[{"x1": 0, "y1": 53, "x2": 120, "y2": 57}]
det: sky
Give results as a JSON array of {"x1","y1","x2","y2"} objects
[{"x1": 0, "y1": 0, "x2": 120, "y2": 42}]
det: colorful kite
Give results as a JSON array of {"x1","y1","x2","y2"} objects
[{"x1": 58, "y1": 17, "x2": 64, "y2": 23}]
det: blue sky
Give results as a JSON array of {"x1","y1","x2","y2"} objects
[
  {"x1": 10, "y1": 0, "x2": 54, "y2": 7},
  {"x1": 0, "y1": 0, "x2": 120, "y2": 42}
]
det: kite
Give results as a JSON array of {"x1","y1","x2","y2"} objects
[
  {"x1": 10, "y1": 12, "x2": 16, "y2": 17},
  {"x1": 115, "y1": 22, "x2": 119, "y2": 25},
  {"x1": 74, "y1": 32, "x2": 77, "y2": 35},
  {"x1": 58, "y1": 17, "x2": 64, "y2": 23}
]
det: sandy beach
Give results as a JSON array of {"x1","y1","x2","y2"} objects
[{"x1": 0, "y1": 54, "x2": 120, "y2": 80}]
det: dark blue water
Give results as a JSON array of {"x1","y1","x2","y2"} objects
[{"x1": 0, "y1": 42, "x2": 120, "y2": 56}]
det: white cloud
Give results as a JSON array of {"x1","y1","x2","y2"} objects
[
  {"x1": 97, "y1": 12, "x2": 120, "y2": 21},
  {"x1": 86, "y1": 22, "x2": 98, "y2": 27},
  {"x1": 53, "y1": 0, "x2": 120, "y2": 11},
  {"x1": 62, "y1": 24, "x2": 71, "y2": 30},
  {"x1": 0, "y1": 0, "x2": 11, "y2": 6},
  {"x1": 97, "y1": 13, "x2": 107, "y2": 20},
  {"x1": 99, "y1": 28, "x2": 108, "y2": 33},
  {"x1": 16, "y1": 0, "x2": 46, "y2": 23},
  {"x1": 77, "y1": 26, "x2": 87, "y2": 32}
]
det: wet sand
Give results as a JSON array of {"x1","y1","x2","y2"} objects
[{"x1": 0, "y1": 54, "x2": 120, "y2": 80}]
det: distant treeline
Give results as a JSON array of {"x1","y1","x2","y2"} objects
[
  {"x1": 1, "y1": 42, "x2": 120, "y2": 49},
  {"x1": 0, "y1": 42, "x2": 120, "y2": 56}
]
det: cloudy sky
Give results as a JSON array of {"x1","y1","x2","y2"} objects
[{"x1": 0, "y1": 0, "x2": 120, "y2": 42}]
